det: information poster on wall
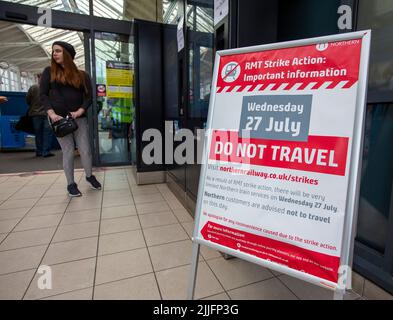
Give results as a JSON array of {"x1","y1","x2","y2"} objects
[
  {"x1": 214, "y1": 0, "x2": 229, "y2": 27},
  {"x1": 192, "y1": 31, "x2": 371, "y2": 290},
  {"x1": 106, "y1": 61, "x2": 133, "y2": 99},
  {"x1": 177, "y1": 17, "x2": 185, "y2": 52}
]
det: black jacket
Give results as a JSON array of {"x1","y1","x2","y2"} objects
[
  {"x1": 26, "y1": 84, "x2": 46, "y2": 117},
  {"x1": 40, "y1": 66, "x2": 92, "y2": 117}
]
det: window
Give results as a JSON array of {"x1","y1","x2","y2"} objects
[
  {"x1": 4, "y1": 0, "x2": 89, "y2": 15},
  {"x1": 93, "y1": 0, "x2": 163, "y2": 22},
  {"x1": 4, "y1": 0, "x2": 163, "y2": 21},
  {"x1": 20, "y1": 72, "x2": 36, "y2": 92},
  {"x1": 357, "y1": 104, "x2": 393, "y2": 253},
  {"x1": 358, "y1": 0, "x2": 393, "y2": 95},
  {"x1": 0, "y1": 66, "x2": 21, "y2": 92},
  {"x1": 0, "y1": 69, "x2": 10, "y2": 91},
  {"x1": 186, "y1": 1, "x2": 214, "y2": 119},
  {"x1": 163, "y1": 0, "x2": 179, "y2": 24}
]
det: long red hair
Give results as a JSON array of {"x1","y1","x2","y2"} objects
[{"x1": 50, "y1": 48, "x2": 86, "y2": 91}]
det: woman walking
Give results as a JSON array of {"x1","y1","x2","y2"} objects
[{"x1": 40, "y1": 41, "x2": 101, "y2": 197}]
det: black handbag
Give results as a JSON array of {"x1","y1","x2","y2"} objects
[
  {"x1": 15, "y1": 113, "x2": 35, "y2": 135},
  {"x1": 50, "y1": 114, "x2": 78, "y2": 137}
]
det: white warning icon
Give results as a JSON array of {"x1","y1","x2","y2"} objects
[{"x1": 221, "y1": 62, "x2": 241, "y2": 83}]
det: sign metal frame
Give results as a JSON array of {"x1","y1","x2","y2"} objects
[{"x1": 188, "y1": 30, "x2": 371, "y2": 300}]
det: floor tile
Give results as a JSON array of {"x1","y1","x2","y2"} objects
[
  {"x1": 131, "y1": 189, "x2": 161, "y2": 197},
  {"x1": 172, "y1": 208, "x2": 194, "y2": 223},
  {"x1": 28, "y1": 203, "x2": 69, "y2": 217},
  {"x1": 181, "y1": 221, "x2": 195, "y2": 238},
  {"x1": 133, "y1": 193, "x2": 165, "y2": 204},
  {"x1": 101, "y1": 205, "x2": 137, "y2": 220},
  {"x1": 207, "y1": 257, "x2": 274, "y2": 290},
  {"x1": 0, "y1": 218, "x2": 21, "y2": 233},
  {"x1": 94, "y1": 273, "x2": 161, "y2": 300},
  {"x1": 165, "y1": 198, "x2": 185, "y2": 211},
  {"x1": 24, "y1": 258, "x2": 96, "y2": 300},
  {"x1": 10, "y1": 189, "x2": 46, "y2": 200},
  {"x1": 0, "y1": 186, "x2": 21, "y2": 194},
  {"x1": 227, "y1": 278, "x2": 298, "y2": 300},
  {"x1": 0, "y1": 228, "x2": 56, "y2": 251},
  {"x1": 144, "y1": 224, "x2": 189, "y2": 247},
  {"x1": 352, "y1": 272, "x2": 365, "y2": 296},
  {"x1": 277, "y1": 275, "x2": 359, "y2": 300},
  {"x1": 139, "y1": 211, "x2": 178, "y2": 229},
  {"x1": 42, "y1": 287, "x2": 93, "y2": 300},
  {"x1": 67, "y1": 199, "x2": 101, "y2": 212},
  {"x1": 200, "y1": 245, "x2": 222, "y2": 261},
  {"x1": 0, "y1": 198, "x2": 38, "y2": 210},
  {"x1": 270, "y1": 269, "x2": 283, "y2": 277},
  {"x1": 98, "y1": 230, "x2": 145, "y2": 256},
  {"x1": 14, "y1": 214, "x2": 62, "y2": 232},
  {"x1": 25, "y1": 177, "x2": 58, "y2": 186},
  {"x1": 70, "y1": 193, "x2": 102, "y2": 202},
  {"x1": 131, "y1": 185, "x2": 158, "y2": 194},
  {"x1": 0, "y1": 245, "x2": 47, "y2": 275},
  {"x1": 364, "y1": 279, "x2": 393, "y2": 300},
  {"x1": 100, "y1": 216, "x2": 141, "y2": 235},
  {"x1": 42, "y1": 237, "x2": 98, "y2": 265},
  {"x1": 0, "y1": 181, "x2": 28, "y2": 188},
  {"x1": 0, "y1": 182, "x2": 28, "y2": 189},
  {"x1": 136, "y1": 201, "x2": 171, "y2": 215},
  {"x1": 0, "y1": 269, "x2": 36, "y2": 299},
  {"x1": 0, "y1": 193, "x2": 12, "y2": 201},
  {"x1": 0, "y1": 233, "x2": 6, "y2": 243},
  {"x1": 102, "y1": 199, "x2": 134, "y2": 208},
  {"x1": 95, "y1": 248, "x2": 153, "y2": 285},
  {"x1": 104, "y1": 184, "x2": 130, "y2": 191},
  {"x1": 0, "y1": 177, "x2": 10, "y2": 184},
  {"x1": 148, "y1": 240, "x2": 203, "y2": 271},
  {"x1": 155, "y1": 184, "x2": 170, "y2": 193},
  {"x1": 201, "y1": 292, "x2": 230, "y2": 300},
  {"x1": 0, "y1": 208, "x2": 31, "y2": 220},
  {"x1": 52, "y1": 221, "x2": 99, "y2": 243},
  {"x1": 103, "y1": 189, "x2": 132, "y2": 198},
  {"x1": 35, "y1": 196, "x2": 70, "y2": 207},
  {"x1": 156, "y1": 262, "x2": 224, "y2": 300},
  {"x1": 61, "y1": 209, "x2": 100, "y2": 225},
  {"x1": 43, "y1": 188, "x2": 69, "y2": 197}
]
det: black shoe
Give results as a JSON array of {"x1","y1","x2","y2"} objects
[
  {"x1": 86, "y1": 175, "x2": 102, "y2": 190},
  {"x1": 43, "y1": 153, "x2": 55, "y2": 158},
  {"x1": 67, "y1": 183, "x2": 82, "y2": 197}
]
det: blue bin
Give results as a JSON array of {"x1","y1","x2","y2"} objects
[
  {"x1": 0, "y1": 116, "x2": 26, "y2": 149},
  {"x1": 0, "y1": 91, "x2": 29, "y2": 116}
]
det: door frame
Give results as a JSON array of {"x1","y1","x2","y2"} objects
[{"x1": 0, "y1": 0, "x2": 135, "y2": 167}]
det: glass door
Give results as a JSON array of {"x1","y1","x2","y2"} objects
[
  {"x1": 93, "y1": 31, "x2": 136, "y2": 165},
  {"x1": 185, "y1": 3, "x2": 214, "y2": 202}
]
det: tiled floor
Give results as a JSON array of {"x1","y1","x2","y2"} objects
[{"x1": 0, "y1": 167, "x2": 362, "y2": 300}]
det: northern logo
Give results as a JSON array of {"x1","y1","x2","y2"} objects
[{"x1": 316, "y1": 43, "x2": 329, "y2": 52}]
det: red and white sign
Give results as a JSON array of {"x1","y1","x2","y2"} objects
[
  {"x1": 193, "y1": 32, "x2": 371, "y2": 290},
  {"x1": 96, "y1": 84, "x2": 106, "y2": 97}
]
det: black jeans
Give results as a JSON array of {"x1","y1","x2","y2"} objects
[{"x1": 31, "y1": 116, "x2": 52, "y2": 156}]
